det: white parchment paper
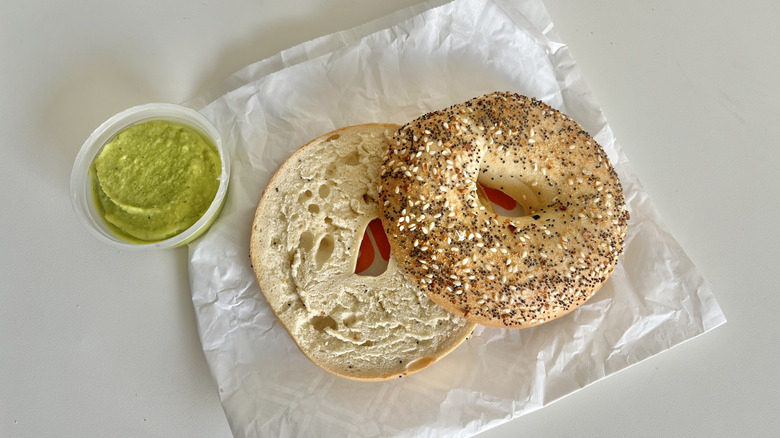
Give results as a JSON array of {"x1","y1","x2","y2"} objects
[{"x1": 187, "y1": 0, "x2": 726, "y2": 436}]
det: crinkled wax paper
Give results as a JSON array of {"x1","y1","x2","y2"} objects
[{"x1": 186, "y1": 0, "x2": 726, "y2": 436}]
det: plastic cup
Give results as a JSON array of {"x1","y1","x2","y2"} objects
[{"x1": 70, "y1": 103, "x2": 230, "y2": 250}]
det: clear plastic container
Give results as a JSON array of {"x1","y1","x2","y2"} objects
[{"x1": 70, "y1": 103, "x2": 230, "y2": 250}]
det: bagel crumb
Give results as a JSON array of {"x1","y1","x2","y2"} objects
[{"x1": 251, "y1": 123, "x2": 476, "y2": 380}]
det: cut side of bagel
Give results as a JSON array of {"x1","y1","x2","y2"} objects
[{"x1": 250, "y1": 124, "x2": 476, "y2": 381}]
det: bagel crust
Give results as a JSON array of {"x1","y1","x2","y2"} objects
[{"x1": 378, "y1": 92, "x2": 630, "y2": 328}]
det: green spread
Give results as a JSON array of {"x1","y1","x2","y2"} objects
[{"x1": 91, "y1": 120, "x2": 221, "y2": 242}]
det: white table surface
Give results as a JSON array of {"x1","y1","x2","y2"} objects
[{"x1": 2, "y1": 0, "x2": 778, "y2": 436}]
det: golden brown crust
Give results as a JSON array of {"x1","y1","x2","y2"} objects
[{"x1": 378, "y1": 92, "x2": 629, "y2": 328}]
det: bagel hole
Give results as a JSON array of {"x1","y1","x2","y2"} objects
[
  {"x1": 315, "y1": 234, "x2": 335, "y2": 269},
  {"x1": 355, "y1": 218, "x2": 390, "y2": 277},
  {"x1": 299, "y1": 231, "x2": 314, "y2": 252},
  {"x1": 298, "y1": 189, "x2": 313, "y2": 204},
  {"x1": 318, "y1": 184, "x2": 331, "y2": 199},
  {"x1": 478, "y1": 183, "x2": 527, "y2": 217},
  {"x1": 311, "y1": 315, "x2": 338, "y2": 332}
]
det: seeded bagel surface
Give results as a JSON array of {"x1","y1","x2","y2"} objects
[{"x1": 378, "y1": 92, "x2": 630, "y2": 328}]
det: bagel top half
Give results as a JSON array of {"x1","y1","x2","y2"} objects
[{"x1": 378, "y1": 92, "x2": 630, "y2": 328}]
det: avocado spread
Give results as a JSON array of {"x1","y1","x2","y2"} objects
[{"x1": 91, "y1": 120, "x2": 221, "y2": 242}]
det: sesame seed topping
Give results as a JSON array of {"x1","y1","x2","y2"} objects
[{"x1": 377, "y1": 91, "x2": 628, "y2": 328}]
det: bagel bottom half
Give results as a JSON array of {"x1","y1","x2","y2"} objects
[{"x1": 250, "y1": 124, "x2": 476, "y2": 381}]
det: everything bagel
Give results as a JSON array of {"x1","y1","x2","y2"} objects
[{"x1": 378, "y1": 92, "x2": 629, "y2": 328}]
